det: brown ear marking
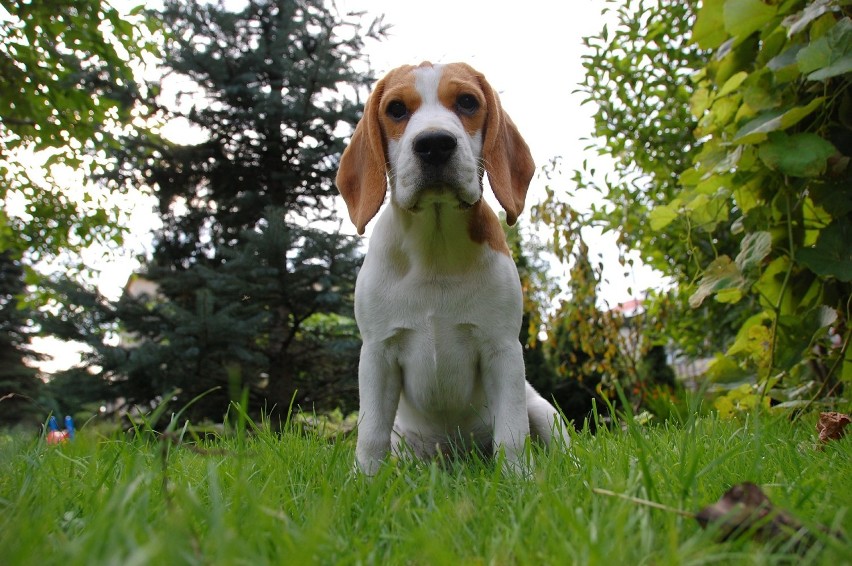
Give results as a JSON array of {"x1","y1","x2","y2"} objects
[
  {"x1": 476, "y1": 69, "x2": 535, "y2": 226},
  {"x1": 335, "y1": 76, "x2": 390, "y2": 235}
]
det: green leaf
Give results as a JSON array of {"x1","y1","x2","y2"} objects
[
  {"x1": 807, "y1": 54, "x2": 852, "y2": 81},
  {"x1": 706, "y1": 353, "x2": 751, "y2": 383},
  {"x1": 758, "y1": 132, "x2": 836, "y2": 177},
  {"x1": 733, "y1": 98, "x2": 825, "y2": 144},
  {"x1": 809, "y1": 175, "x2": 852, "y2": 218},
  {"x1": 649, "y1": 202, "x2": 680, "y2": 231},
  {"x1": 754, "y1": 256, "x2": 793, "y2": 312},
  {"x1": 694, "y1": 0, "x2": 728, "y2": 49},
  {"x1": 718, "y1": 71, "x2": 749, "y2": 97},
  {"x1": 774, "y1": 307, "x2": 838, "y2": 370},
  {"x1": 797, "y1": 219, "x2": 852, "y2": 281},
  {"x1": 843, "y1": 349, "x2": 852, "y2": 382},
  {"x1": 724, "y1": 0, "x2": 778, "y2": 40},
  {"x1": 689, "y1": 255, "x2": 745, "y2": 308},
  {"x1": 742, "y1": 68, "x2": 782, "y2": 111},
  {"x1": 767, "y1": 43, "x2": 805, "y2": 82},
  {"x1": 797, "y1": 17, "x2": 852, "y2": 80},
  {"x1": 679, "y1": 167, "x2": 704, "y2": 187},
  {"x1": 732, "y1": 110, "x2": 785, "y2": 144}
]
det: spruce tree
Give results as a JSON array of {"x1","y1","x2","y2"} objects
[
  {"x1": 113, "y1": 0, "x2": 380, "y2": 265},
  {"x1": 0, "y1": 252, "x2": 42, "y2": 426},
  {"x1": 46, "y1": 0, "x2": 382, "y2": 423}
]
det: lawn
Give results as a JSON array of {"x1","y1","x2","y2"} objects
[{"x1": 1, "y1": 408, "x2": 850, "y2": 565}]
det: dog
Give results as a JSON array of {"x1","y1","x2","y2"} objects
[{"x1": 336, "y1": 62, "x2": 568, "y2": 475}]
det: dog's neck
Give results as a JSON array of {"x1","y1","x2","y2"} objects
[{"x1": 383, "y1": 198, "x2": 510, "y2": 275}]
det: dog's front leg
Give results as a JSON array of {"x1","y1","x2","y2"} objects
[
  {"x1": 482, "y1": 341, "x2": 531, "y2": 473},
  {"x1": 355, "y1": 341, "x2": 402, "y2": 476}
]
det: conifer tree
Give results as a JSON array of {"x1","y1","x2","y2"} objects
[
  {"x1": 46, "y1": 0, "x2": 382, "y2": 423},
  {"x1": 0, "y1": 252, "x2": 42, "y2": 426},
  {"x1": 112, "y1": 0, "x2": 380, "y2": 265}
]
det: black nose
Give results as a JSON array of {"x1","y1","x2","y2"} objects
[{"x1": 413, "y1": 131, "x2": 457, "y2": 166}]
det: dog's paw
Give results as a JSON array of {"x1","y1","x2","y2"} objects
[
  {"x1": 354, "y1": 455, "x2": 385, "y2": 477},
  {"x1": 496, "y1": 446, "x2": 535, "y2": 479}
]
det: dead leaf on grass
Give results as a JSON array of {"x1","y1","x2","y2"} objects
[
  {"x1": 695, "y1": 482, "x2": 807, "y2": 543},
  {"x1": 594, "y1": 482, "x2": 844, "y2": 551},
  {"x1": 695, "y1": 482, "x2": 847, "y2": 550},
  {"x1": 817, "y1": 411, "x2": 851, "y2": 444}
]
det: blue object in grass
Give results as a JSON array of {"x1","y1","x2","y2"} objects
[
  {"x1": 64, "y1": 416, "x2": 75, "y2": 440},
  {"x1": 48, "y1": 416, "x2": 60, "y2": 432}
]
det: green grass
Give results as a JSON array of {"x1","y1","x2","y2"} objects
[{"x1": 1, "y1": 410, "x2": 850, "y2": 565}]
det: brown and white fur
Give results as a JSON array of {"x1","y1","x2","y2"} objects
[{"x1": 336, "y1": 62, "x2": 568, "y2": 475}]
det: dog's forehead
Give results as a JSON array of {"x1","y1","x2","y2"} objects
[{"x1": 384, "y1": 62, "x2": 481, "y2": 105}]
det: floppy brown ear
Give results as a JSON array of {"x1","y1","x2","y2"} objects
[
  {"x1": 478, "y1": 74, "x2": 535, "y2": 226},
  {"x1": 335, "y1": 79, "x2": 388, "y2": 235}
]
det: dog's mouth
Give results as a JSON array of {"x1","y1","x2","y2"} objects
[{"x1": 407, "y1": 185, "x2": 480, "y2": 213}]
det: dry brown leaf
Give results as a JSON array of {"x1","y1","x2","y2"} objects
[
  {"x1": 594, "y1": 482, "x2": 843, "y2": 551},
  {"x1": 695, "y1": 482, "x2": 807, "y2": 543},
  {"x1": 817, "y1": 411, "x2": 851, "y2": 444}
]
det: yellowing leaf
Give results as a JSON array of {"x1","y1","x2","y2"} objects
[
  {"x1": 733, "y1": 176, "x2": 763, "y2": 212},
  {"x1": 714, "y1": 393, "x2": 737, "y2": 419},
  {"x1": 689, "y1": 191, "x2": 730, "y2": 232},
  {"x1": 783, "y1": 0, "x2": 834, "y2": 38},
  {"x1": 690, "y1": 87, "x2": 712, "y2": 118},
  {"x1": 690, "y1": 256, "x2": 745, "y2": 308},
  {"x1": 713, "y1": 384, "x2": 769, "y2": 419},
  {"x1": 735, "y1": 231, "x2": 772, "y2": 273},
  {"x1": 716, "y1": 287, "x2": 744, "y2": 303},
  {"x1": 727, "y1": 312, "x2": 773, "y2": 368}
]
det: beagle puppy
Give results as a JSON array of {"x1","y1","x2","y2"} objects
[{"x1": 336, "y1": 62, "x2": 568, "y2": 475}]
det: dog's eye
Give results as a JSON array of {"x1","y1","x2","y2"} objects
[
  {"x1": 386, "y1": 100, "x2": 409, "y2": 121},
  {"x1": 456, "y1": 94, "x2": 479, "y2": 115}
]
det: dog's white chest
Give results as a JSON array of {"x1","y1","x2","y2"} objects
[{"x1": 398, "y1": 314, "x2": 480, "y2": 414}]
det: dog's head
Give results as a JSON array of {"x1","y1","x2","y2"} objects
[{"x1": 336, "y1": 62, "x2": 535, "y2": 235}]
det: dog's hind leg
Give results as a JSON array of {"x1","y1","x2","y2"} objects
[{"x1": 525, "y1": 382, "x2": 571, "y2": 449}]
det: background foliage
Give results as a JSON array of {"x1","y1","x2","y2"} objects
[
  {"x1": 40, "y1": 0, "x2": 384, "y2": 424},
  {"x1": 2, "y1": 0, "x2": 850, "y2": 429},
  {"x1": 0, "y1": 0, "x2": 157, "y2": 261},
  {"x1": 683, "y1": 0, "x2": 851, "y2": 413},
  {"x1": 535, "y1": 0, "x2": 851, "y2": 418},
  {"x1": 0, "y1": 0, "x2": 158, "y2": 424}
]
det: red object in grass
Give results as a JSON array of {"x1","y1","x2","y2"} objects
[{"x1": 46, "y1": 430, "x2": 69, "y2": 445}]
